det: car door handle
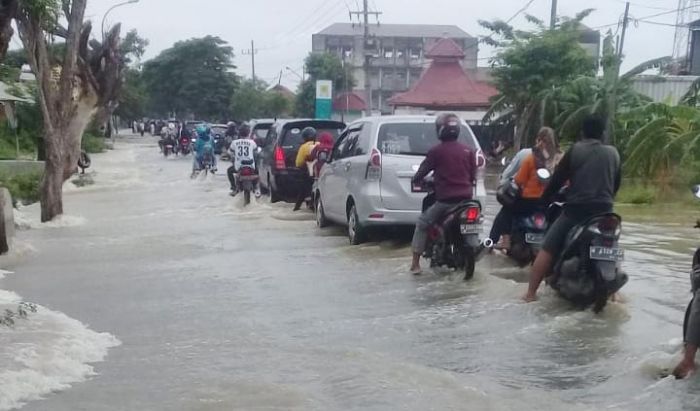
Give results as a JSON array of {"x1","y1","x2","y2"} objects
[{"x1": 344, "y1": 162, "x2": 352, "y2": 172}]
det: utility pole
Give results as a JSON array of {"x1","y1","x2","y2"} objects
[
  {"x1": 242, "y1": 40, "x2": 258, "y2": 85},
  {"x1": 350, "y1": 0, "x2": 381, "y2": 116},
  {"x1": 550, "y1": 0, "x2": 557, "y2": 29},
  {"x1": 607, "y1": 2, "x2": 630, "y2": 145}
]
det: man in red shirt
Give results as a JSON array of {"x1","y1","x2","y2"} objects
[{"x1": 410, "y1": 113, "x2": 477, "y2": 274}]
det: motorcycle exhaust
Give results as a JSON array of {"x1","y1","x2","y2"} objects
[{"x1": 475, "y1": 238, "x2": 494, "y2": 262}]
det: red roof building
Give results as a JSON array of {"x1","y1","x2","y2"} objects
[
  {"x1": 332, "y1": 91, "x2": 367, "y2": 112},
  {"x1": 388, "y1": 38, "x2": 497, "y2": 111}
]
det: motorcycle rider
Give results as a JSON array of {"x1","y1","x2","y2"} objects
[
  {"x1": 293, "y1": 127, "x2": 318, "y2": 211},
  {"x1": 489, "y1": 128, "x2": 560, "y2": 251},
  {"x1": 227, "y1": 123, "x2": 260, "y2": 197},
  {"x1": 410, "y1": 113, "x2": 477, "y2": 275},
  {"x1": 523, "y1": 115, "x2": 621, "y2": 302},
  {"x1": 674, "y1": 250, "x2": 700, "y2": 378},
  {"x1": 192, "y1": 124, "x2": 217, "y2": 174}
]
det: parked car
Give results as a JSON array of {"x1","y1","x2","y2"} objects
[
  {"x1": 314, "y1": 115, "x2": 486, "y2": 245},
  {"x1": 249, "y1": 119, "x2": 275, "y2": 147},
  {"x1": 258, "y1": 119, "x2": 346, "y2": 202}
]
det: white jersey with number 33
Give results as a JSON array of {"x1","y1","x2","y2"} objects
[{"x1": 230, "y1": 139, "x2": 258, "y2": 170}]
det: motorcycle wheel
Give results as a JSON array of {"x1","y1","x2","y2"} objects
[
  {"x1": 462, "y1": 246, "x2": 476, "y2": 281},
  {"x1": 244, "y1": 190, "x2": 251, "y2": 206}
]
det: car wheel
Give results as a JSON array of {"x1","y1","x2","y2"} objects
[
  {"x1": 316, "y1": 195, "x2": 329, "y2": 228},
  {"x1": 347, "y1": 204, "x2": 367, "y2": 245}
]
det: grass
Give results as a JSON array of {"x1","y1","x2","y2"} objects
[
  {"x1": 0, "y1": 170, "x2": 42, "y2": 206},
  {"x1": 81, "y1": 133, "x2": 106, "y2": 154},
  {"x1": 616, "y1": 185, "x2": 657, "y2": 205}
]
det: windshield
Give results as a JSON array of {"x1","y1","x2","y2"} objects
[
  {"x1": 377, "y1": 123, "x2": 476, "y2": 156},
  {"x1": 253, "y1": 124, "x2": 272, "y2": 139},
  {"x1": 281, "y1": 122, "x2": 344, "y2": 148}
]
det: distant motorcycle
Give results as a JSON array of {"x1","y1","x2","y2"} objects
[
  {"x1": 191, "y1": 144, "x2": 215, "y2": 178},
  {"x1": 162, "y1": 137, "x2": 176, "y2": 158},
  {"x1": 545, "y1": 200, "x2": 628, "y2": 312},
  {"x1": 179, "y1": 136, "x2": 192, "y2": 156},
  {"x1": 414, "y1": 177, "x2": 483, "y2": 281}
]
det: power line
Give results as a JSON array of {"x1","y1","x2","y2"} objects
[
  {"x1": 265, "y1": 0, "x2": 340, "y2": 48},
  {"x1": 259, "y1": 0, "x2": 346, "y2": 51},
  {"x1": 613, "y1": 0, "x2": 675, "y2": 11}
]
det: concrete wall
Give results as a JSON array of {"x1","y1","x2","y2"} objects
[{"x1": 0, "y1": 160, "x2": 44, "y2": 177}]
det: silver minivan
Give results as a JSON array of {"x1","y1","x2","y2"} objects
[{"x1": 315, "y1": 115, "x2": 486, "y2": 244}]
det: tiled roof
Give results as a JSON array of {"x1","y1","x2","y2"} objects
[
  {"x1": 333, "y1": 91, "x2": 366, "y2": 111},
  {"x1": 388, "y1": 38, "x2": 497, "y2": 109}
]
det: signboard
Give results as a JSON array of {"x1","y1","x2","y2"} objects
[{"x1": 315, "y1": 80, "x2": 333, "y2": 120}]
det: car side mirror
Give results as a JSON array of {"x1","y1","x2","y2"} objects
[{"x1": 693, "y1": 185, "x2": 700, "y2": 199}]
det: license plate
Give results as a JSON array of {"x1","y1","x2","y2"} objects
[
  {"x1": 460, "y1": 224, "x2": 480, "y2": 235},
  {"x1": 590, "y1": 246, "x2": 624, "y2": 262},
  {"x1": 525, "y1": 233, "x2": 544, "y2": 244}
]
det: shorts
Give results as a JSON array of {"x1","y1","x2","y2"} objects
[{"x1": 541, "y1": 212, "x2": 578, "y2": 257}]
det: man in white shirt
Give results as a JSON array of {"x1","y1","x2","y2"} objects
[{"x1": 227, "y1": 124, "x2": 260, "y2": 197}]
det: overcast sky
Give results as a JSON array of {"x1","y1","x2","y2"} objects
[{"x1": 72, "y1": 0, "x2": 686, "y2": 89}]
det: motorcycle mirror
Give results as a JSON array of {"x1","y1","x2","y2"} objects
[
  {"x1": 693, "y1": 185, "x2": 700, "y2": 199},
  {"x1": 536, "y1": 168, "x2": 551, "y2": 181},
  {"x1": 500, "y1": 157, "x2": 509, "y2": 167}
]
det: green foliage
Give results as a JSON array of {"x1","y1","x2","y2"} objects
[
  {"x1": 616, "y1": 184, "x2": 657, "y2": 204},
  {"x1": 295, "y1": 53, "x2": 354, "y2": 118},
  {"x1": 230, "y1": 79, "x2": 293, "y2": 120},
  {"x1": 120, "y1": 29, "x2": 149, "y2": 66},
  {"x1": 482, "y1": 12, "x2": 596, "y2": 148},
  {"x1": 142, "y1": 36, "x2": 238, "y2": 120},
  {"x1": 0, "y1": 170, "x2": 41, "y2": 205},
  {"x1": 81, "y1": 133, "x2": 106, "y2": 153},
  {"x1": 115, "y1": 68, "x2": 146, "y2": 121}
]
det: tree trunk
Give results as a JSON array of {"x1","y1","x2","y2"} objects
[{"x1": 40, "y1": 132, "x2": 64, "y2": 222}]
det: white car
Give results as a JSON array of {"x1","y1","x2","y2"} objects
[{"x1": 315, "y1": 115, "x2": 486, "y2": 244}]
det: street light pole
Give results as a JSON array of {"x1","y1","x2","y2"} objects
[
  {"x1": 285, "y1": 66, "x2": 304, "y2": 82},
  {"x1": 102, "y1": 0, "x2": 139, "y2": 41}
]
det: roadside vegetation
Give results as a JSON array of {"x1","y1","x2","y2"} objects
[{"x1": 484, "y1": 10, "x2": 700, "y2": 205}]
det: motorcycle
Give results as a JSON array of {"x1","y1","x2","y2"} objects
[
  {"x1": 413, "y1": 177, "x2": 484, "y2": 281},
  {"x1": 179, "y1": 136, "x2": 192, "y2": 156},
  {"x1": 505, "y1": 169, "x2": 552, "y2": 267},
  {"x1": 545, "y1": 201, "x2": 628, "y2": 312},
  {"x1": 162, "y1": 137, "x2": 176, "y2": 158},
  {"x1": 683, "y1": 186, "x2": 700, "y2": 351},
  {"x1": 191, "y1": 144, "x2": 215, "y2": 178},
  {"x1": 237, "y1": 161, "x2": 259, "y2": 206}
]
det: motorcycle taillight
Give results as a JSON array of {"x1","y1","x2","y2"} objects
[
  {"x1": 465, "y1": 207, "x2": 479, "y2": 223},
  {"x1": 240, "y1": 168, "x2": 253, "y2": 176},
  {"x1": 598, "y1": 216, "x2": 619, "y2": 232},
  {"x1": 534, "y1": 213, "x2": 546, "y2": 229}
]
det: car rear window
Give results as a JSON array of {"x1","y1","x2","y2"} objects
[
  {"x1": 280, "y1": 122, "x2": 345, "y2": 148},
  {"x1": 253, "y1": 124, "x2": 272, "y2": 139},
  {"x1": 377, "y1": 123, "x2": 476, "y2": 156}
]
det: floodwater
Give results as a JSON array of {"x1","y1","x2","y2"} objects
[{"x1": 1, "y1": 135, "x2": 699, "y2": 410}]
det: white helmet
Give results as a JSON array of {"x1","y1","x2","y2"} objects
[{"x1": 168, "y1": 123, "x2": 175, "y2": 130}]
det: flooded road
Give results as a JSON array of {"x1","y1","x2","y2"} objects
[{"x1": 2, "y1": 136, "x2": 700, "y2": 410}]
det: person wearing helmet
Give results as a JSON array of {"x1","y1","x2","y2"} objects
[
  {"x1": 410, "y1": 113, "x2": 477, "y2": 275},
  {"x1": 293, "y1": 127, "x2": 318, "y2": 211},
  {"x1": 227, "y1": 123, "x2": 260, "y2": 197},
  {"x1": 192, "y1": 124, "x2": 217, "y2": 175}
]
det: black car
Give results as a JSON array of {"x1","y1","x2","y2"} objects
[
  {"x1": 210, "y1": 124, "x2": 228, "y2": 154},
  {"x1": 259, "y1": 119, "x2": 346, "y2": 203}
]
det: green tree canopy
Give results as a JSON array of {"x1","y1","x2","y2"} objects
[
  {"x1": 482, "y1": 11, "x2": 596, "y2": 149},
  {"x1": 231, "y1": 79, "x2": 292, "y2": 120},
  {"x1": 295, "y1": 52, "x2": 354, "y2": 117},
  {"x1": 142, "y1": 36, "x2": 237, "y2": 120}
]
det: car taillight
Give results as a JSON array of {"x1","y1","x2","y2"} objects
[
  {"x1": 274, "y1": 146, "x2": 285, "y2": 170},
  {"x1": 366, "y1": 148, "x2": 382, "y2": 181},
  {"x1": 465, "y1": 207, "x2": 480, "y2": 223},
  {"x1": 534, "y1": 213, "x2": 546, "y2": 229}
]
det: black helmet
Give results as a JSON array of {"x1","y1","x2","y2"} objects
[
  {"x1": 435, "y1": 113, "x2": 461, "y2": 141},
  {"x1": 301, "y1": 127, "x2": 317, "y2": 141}
]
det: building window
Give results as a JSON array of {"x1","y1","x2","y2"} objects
[
  {"x1": 409, "y1": 48, "x2": 421, "y2": 60},
  {"x1": 396, "y1": 49, "x2": 404, "y2": 59},
  {"x1": 343, "y1": 47, "x2": 353, "y2": 59},
  {"x1": 383, "y1": 48, "x2": 394, "y2": 59}
]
